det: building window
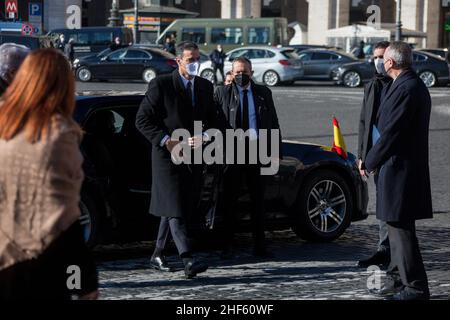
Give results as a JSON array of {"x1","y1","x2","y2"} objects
[{"x1": 211, "y1": 27, "x2": 243, "y2": 44}]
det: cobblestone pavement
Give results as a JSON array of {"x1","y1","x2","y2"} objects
[{"x1": 96, "y1": 214, "x2": 450, "y2": 300}]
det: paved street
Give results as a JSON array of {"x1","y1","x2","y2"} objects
[{"x1": 77, "y1": 81, "x2": 450, "y2": 300}]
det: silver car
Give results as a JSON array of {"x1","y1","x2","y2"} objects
[{"x1": 199, "y1": 46, "x2": 304, "y2": 86}]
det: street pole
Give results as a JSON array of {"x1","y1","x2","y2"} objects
[
  {"x1": 395, "y1": 0, "x2": 402, "y2": 41},
  {"x1": 134, "y1": 0, "x2": 140, "y2": 44},
  {"x1": 108, "y1": 0, "x2": 120, "y2": 27}
]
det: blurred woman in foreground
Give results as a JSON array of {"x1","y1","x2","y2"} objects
[{"x1": 0, "y1": 49, "x2": 98, "y2": 300}]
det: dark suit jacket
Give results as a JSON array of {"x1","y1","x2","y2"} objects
[
  {"x1": 358, "y1": 74, "x2": 391, "y2": 163},
  {"x1": 214, "y1": 81, "x2": 282, "y2": 160},
  {"x1": 365, "y1": 69, "x2": 433, "y2": 222},
  {"x1": 135, "y1": 70, "x2": 218, "y2": 218}
]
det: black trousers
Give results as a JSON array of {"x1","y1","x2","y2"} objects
[
  {"x1": 374, "y1": 174, "x2": 390, "y2": 253},
  {"x1": 155, "y1": 217, "x2": 190, "y2": 257},
  {"x1": 213, "y1": 64, "x2": 225, "y2": 84},
  {"x1": 223, "y1": 164, "x2": 266, "y2": 249},
  {"x1": 387, "y1": 220, "x2": 429, "y2": 295}
]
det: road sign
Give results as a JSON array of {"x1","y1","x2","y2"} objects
[
  {"x1": 21, "y1": 23, "x2": 34, "y2": 36},
  {"x1": 6, "y1": 0, "x2": 18, "y2": 13},
  {"x1": 29, "y1": 3, "x2": 42, "y2": 17}
]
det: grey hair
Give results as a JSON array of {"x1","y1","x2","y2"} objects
[
  {"x1": 0, "y1": 43, "x2": 30, "y2": 84},
  {"x1": 175, "y1": 41, "x2": 199, "y2": 58},
  {"x1": 385, "y1": 41, "x2": 412, "y2": 69}
]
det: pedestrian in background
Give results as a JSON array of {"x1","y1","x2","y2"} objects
[
  {"x1": 57, "y1": 34, "x2": 66, "y2": 52},
  {"x1": 164, "y1": 36, "x2": 176, "y2": 55},
  {"x1": 64, "y1": 38, "x2": 75, "y2": 67},
  {"x1": 224, "y1": 70, "x2": 234, "y2": 86},
  {"x1": 109, "y1": 37, "x2": 125, "y2": 52},
  {"x1": 209, "y1": 44, "x2": 226, "y2": 85},
  {"x1": 0, "y1": 43, "x2": 30, "y2": 96},
  {"x1": 356, "y1": 41, "x2": 392, "y2": 269},
  {"x1": 364, "y1": 41, "x2": 433, "y2": 300},
  {"x1": 0, "y1": 49, "x2": 98, "y2": 300}
]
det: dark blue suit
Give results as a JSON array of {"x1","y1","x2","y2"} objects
[
  {"x1": 365, "y1": 69, "x2": 433, "y2": 223},
  {"x1": 365, "y1": 69, "x2": 432, "y2": 297}
]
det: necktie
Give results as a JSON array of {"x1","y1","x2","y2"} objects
[
  {"x1": 186, "y1": 81, "x2": 193, "y2": 106},
  {"x1": 242, "y1": 89, "x2": 249, "y2": 131}
]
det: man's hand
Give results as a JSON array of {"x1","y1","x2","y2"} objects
[
  {"x1": 188, "y1": 135, "x2": 203, "y2": 149},
  {"x1": 165, "y1": 139, "x2": 181, "y2": 153},
  {"x1": 79, "y1": 290, "x2": 99, "y2": 300},
  {"x1": 358, "y1": 159, "x2": 369, "y2": 179}
]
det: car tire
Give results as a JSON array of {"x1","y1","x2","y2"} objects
[
  {"x1": 143, "y1": 68, "x2": 157, "y2": 83},
  {"x1": 79, "y1": 193, "x2": 99, "y2": 248},
  {"x1": 76, "y1": 67, "x2": 92, "y2": 82},
  {"x1": 200, "y1": 68, "x2": 215, "y2": 83},
  {"x1": 419, "y1": 70, "x2": 437, "y2": 88},
  {"x1": 292, "y1": 169, "x2": 353, "y2": 242},
  {"x1": 263, "y1": 70, "x2": 280, "y2": 86},
  {"x1": 342, "y1": 71, "x2": 361, "y2": 88}
]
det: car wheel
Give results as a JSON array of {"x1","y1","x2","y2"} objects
[
  {"x1": 200, "y1": 69, "x2": 215, "y2": 83},
  {"x1": 263, "y1": 70, "x2": 280, "y2": 86},
  {"x1": 343, "y1": 71, "x2": 361, "y2": 88},
  {"x1": 79, "y1": 194, "x2": 99, "y2": 248},
  {"x1": 143, "y1": 68, "x2": 157, "y2": 83},
  {"x1": 76, "y1": 67, "x2": 92, "y2": 82},
  {"x1": 292, "y1": 169, "x2": 353, "y2": 242},
  {"x1": 419, "y1": 70, "x2": 436, "y2": 88}
]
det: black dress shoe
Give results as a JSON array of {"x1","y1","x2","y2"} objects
[
  {"x1": 150, "y1": 256, "x2": 173, "y2": 272},
  {"x1": 184, "y1": 260, "x2": 208, "y2": 279},
  {"x1": 389, "y1": 288, "x2": 430, "y2": 300},
  {"x1": 220, "y1": 247, "x2": 235, "y2": 260},
  {"x1": 253, "y1": 247, "x2": 273, "y2": 258},
  {"x1": 357, "y1": 251, "x2": 390, "y2": 268}
]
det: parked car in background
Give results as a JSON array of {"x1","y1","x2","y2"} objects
[
  {"x1": 418, "y1": 48, "x2": 450, "y2": 63},
  {"x1": 297, "y1": 49, "x2": 358, "y2": 81},
  {"x1": 289, "y1": 44, "x2": 340, "y2": 54},
  {"x1": 73, "y1": 46, "x2": 177, "y2": 83},
  {"x1": 332, "y1": 50, "x2": 450, "y2": 88},
  {"x1": 199, "y1": 46, "x2": 304, "y2": 86},
  {"x1": 75, "y1": 95, "x2": 368, "y2": 246},
  {"x1": 0, "y1": 32, "x2": 46, "y2": 50}
]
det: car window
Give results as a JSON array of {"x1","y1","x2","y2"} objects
[
  {"x1": 181, "y1": 28, "x2": 206, "y2": 44},
  {"x1": 281, "y1": 50, "x2": 299, "y2": 59},
  {"x1": 298, "y1": 52, "x2": 312, "y2": 61},
  {"x1": 229, "y1": 49, "x2": 249, "y2": 60},
  {"x1": 91, "y1": 32, "x2": 113, "y2": 45},
  {"x1": 211, "y1": 27, "x2": 243, "y2": 44},
  {"x1": 413, "y1": 53, "x2": 427, "y2": 62},
  {"x1": 248, "y1": 49, "x2": 273, "y2": 59},
  {"x1": 248, "y1": 27, "x2": 270, "y2": 44},
  {"x1": 311, "y1": 52, "x2": 333, "y2": 60},
  {"x1": 124, "y1": 50, "x2": 151, "y2": 59},
  {"x1": 108, "y1": 49, "x2": 126, "y2": 60},
  {"x1": 330, "y1": 53, "x2": 340, "y2": 60}
]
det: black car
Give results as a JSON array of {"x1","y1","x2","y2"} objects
[
  {"x1": 73, "y1": 46, "x2": 177, "y2": 83},
  {"x1": 332, "y1": 50, "x2": 450, "y2": 88},
  {"x1": 418, "y1": 48, "x2": 450, "y2": 63},
  {"x1": 297, "y1": 49, "x2": 358, "y2": 80},
  {"x1": 75, "y1": 95, "x2": 368, "y2": 247}
]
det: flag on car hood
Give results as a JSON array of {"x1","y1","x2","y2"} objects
[{"x1": 331, "y1": 116, "x2": 348, "y2": 160}]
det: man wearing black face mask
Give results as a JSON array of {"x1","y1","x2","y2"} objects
[
  {"x1": 356, "y1": 41, "x2": 392, "y2": 269},
  {"x1": 214, "y1": 57, "x2": 282, "y2": 258}
]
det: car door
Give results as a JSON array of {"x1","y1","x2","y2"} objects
[
  {"x1": 309, "y1": 52, "x2": 334, "y2": 78},
  {"x1": 298, "y1": 52, "x2": 313, "y2": 77},
  {"x1": 121, "y1": 49, "x2": 152, "y2": 79},
  {"x1": 247, "y1": 49, "x2": 276, "y2": 81},
  {"x1": 90, "y1": 48, "x2": 126, "y2": 78}
]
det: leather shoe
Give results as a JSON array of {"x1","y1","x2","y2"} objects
[
  {"x1": 150, "y1": 256, "x2": 173, "y2": 272},
  {"x1": 357, "y1": 251, "x2": 390, "y2": 268},
  {"x1": 253, "y1": 247, "x2": 273, "y2": 258},
  {"x1": 389, "y1": 288, "x2": 430, "y2": 300},
  {"x1": 220, "y1": 247, "x2": 235, "y2": 260},
  {"x1": 184, "y1": 260, "x2": 208, "y2": 279}
]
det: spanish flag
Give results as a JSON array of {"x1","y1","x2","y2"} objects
[{"x1": 331, "y1": 116, "x2": 348, "y2": 160}]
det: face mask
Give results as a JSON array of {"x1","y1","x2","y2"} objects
[
  {"x1": 374, "y1": 58, "x2": 386, "y2": 75},
  {"x1": 185, "y1": 61, "x2": 200, "y2": 76},
  {"x1": 235, "y1": 73, "x2": 250, "y2": 87}
]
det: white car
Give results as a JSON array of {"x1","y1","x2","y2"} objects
[{"x1": 199, "y1": 46, "x2": 304, "y2": 86}]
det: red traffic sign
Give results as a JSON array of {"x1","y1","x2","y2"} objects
[
  {"x1": 21, "y1": 23, "x2": 34, "y2": 36},
  {"x1": 6, "y1": 0, "x2": 18, "y2": 13}
]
